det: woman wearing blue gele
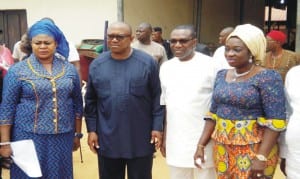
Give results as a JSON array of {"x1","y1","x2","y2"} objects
[{"x1": 0, "y1": 19, "x2": 83, "y2": 178}]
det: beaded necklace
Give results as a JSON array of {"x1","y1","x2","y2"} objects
[{"x1": 232, "y1": 65, "x2": 254, "y2": 82}]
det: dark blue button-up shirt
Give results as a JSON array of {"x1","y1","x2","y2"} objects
[{"x1": 84, "y1": 49, "x2": 164, "y2": 158}]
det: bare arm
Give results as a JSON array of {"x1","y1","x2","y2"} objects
[
  {"x1": 73, "y1": 118, "x2": 82, "y2": 151},
  {"x1": 257, "y1": 128, "x2": 280, "y2": 157},
  {"x1": 0, "y1": 125, "x2": 12, "y2": 157},
  {"x1": 160, "y1": 110, "x2": 167, "y2": 157},
  {"x1": 250, "y1": 128, "x2": 280, "y2": 178},
  {"x1": 194, "y1": 119, "x2": 215, "y2": 168}
]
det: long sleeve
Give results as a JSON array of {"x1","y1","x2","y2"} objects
[
  {"x1": 150, "y1": 61, "x2": 164, "y2": 131},
  {"x1": 84, "y1": 71, "x2": 98, "y2": 132}
]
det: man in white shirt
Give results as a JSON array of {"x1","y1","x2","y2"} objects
[
  {"x1": 159, "y1": 25, "x2": 217, "y2": 179},
  {"x1": 66, "y1": 41, "x2": 81, "y2": 83}
]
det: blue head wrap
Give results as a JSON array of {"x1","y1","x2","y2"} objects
[{"x1": 28, "y1": 19, "x2": 69, "y2": 59}]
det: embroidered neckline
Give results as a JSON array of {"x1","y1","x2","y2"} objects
[{"x1": 27, "y1": 58, "x2": 65, "y2": 80}]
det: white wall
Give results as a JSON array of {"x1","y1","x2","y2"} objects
[{"x1": 0, "y1": 0, "x2": 118, "y2": 46}]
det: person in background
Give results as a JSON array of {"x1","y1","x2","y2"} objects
[
  {"x1": 12, "y1": 33, "x2": 29, "y2": 62},
  {"x1": 280, "y1": 65, "x2": 300, "y2": 179},
  {"x1": 0, "y1": 41, "x2": 14, "y2": 102},
  {"x1": 262, "y1": 30, "x2": 299, "y2": 82},
  {"x1": 194, "y1": 24, "x2": 286, "y2": 179},
  {"x1": 160, "y1": 24, "x2": 217, "y2": 179},
  {"x1": 152, "y1": 26, "x2": 173, "y2": 59},
  {"x1": 212, "y1": 27, "x2": 234, "y2": 69},
  {"x1": 0, "y1": 18, "x2": 83, "y2": 178},
  {"x1": 84, "y1": 21, "x2": 164, "y2": 179},
  {"x1": 132, "y1": 22, "x2": 168, "y2": 66},
  {"x1": 0, "y1": 31, "x2": 14, "y2": 179},
  {"x1": 19, "y1": 32, "x2": 32, "y2": 59},
  {"x1": 0, "y1": 43, "x2": 14, "y2": 76},
  {"x1": 195, "y1": 43, "x2": 212, "y2": 56},
  {"x1": 12, "y1": 32, "x2": 32, "y2": 63}
]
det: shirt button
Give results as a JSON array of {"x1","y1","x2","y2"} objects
[
  {"x1": 52, "y1": 88, "x2": 56, "y2": 92},
  {"x1": 53, "y1": 109, "x2": 57, "y2": 112},
  {"x1": 53, "y1": 98, "x2": 57, "y2": 102},
  {"x1": 53, "y1": 119, "x2": 57, "y2": 123}
]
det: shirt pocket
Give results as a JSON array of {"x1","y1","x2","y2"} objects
[
  {"x1": 97, "y1": 80, "x2": 111, "y2": 98},
  {"x1": 95, "y1": 80, "x2": 111, "y2": 118},
  {"x1": 130, "y1": 78, "x2": 147, "y2": 97}
]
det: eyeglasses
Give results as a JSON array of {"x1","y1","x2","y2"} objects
[
  {"x1": 107, "y1": 34, "x2": 131, "y2": 41},
  {"x1": 170, "y1": 38, "x2": 193, "y2": 44}
]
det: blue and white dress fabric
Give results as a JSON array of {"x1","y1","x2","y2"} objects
[{"x1": 0, "y1": 54, "x2": 83, "y2": 178}]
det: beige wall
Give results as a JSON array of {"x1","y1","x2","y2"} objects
[
  {"x1": 200, "y1": 0, "x2": 265, "y2": 45},
  {"x1": 1, "y1": 0, "x2": 267, "y2": 47},
  {"x1": 124, "y1": 0, "x2": 194, "y2": 40},
  {"x1": 200, "y1": 0, "x2": 239, "y2": 44},
  {"x1": 125, "y1": 0, "x2": 265, "y2": 47},
  {"x1": 0, "y1": 0, "x2": 118, "y2": 45}
]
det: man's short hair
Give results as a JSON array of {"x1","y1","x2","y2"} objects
[
  {"x1": 173, "y1": 25, "x2": 196, "y2": 38},
  {"x1": 153, "y1": 27, "x2": 162, "y2": 32}
]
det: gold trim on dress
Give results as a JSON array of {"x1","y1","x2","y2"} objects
[{"x1": 27, "y1": 59, "x2": 65, "y2": 133}]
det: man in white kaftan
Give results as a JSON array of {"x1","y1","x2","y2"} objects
[{"x1": 160, "y1": 25, "x2": 217, "y2": 179}]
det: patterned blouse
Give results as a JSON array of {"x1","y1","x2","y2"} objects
[
  {"x1": 208, "y1": 69, "x2": 286, "y2": 145},
  {"x1": 0, "y1": 54, "x2": 83, "y2": 134}
]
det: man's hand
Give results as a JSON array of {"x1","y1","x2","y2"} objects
[
  {"x1": 160, "y1": 138, "x2": 166, "y2": 157},
  {"x1": 87, "y1": 132, "x2": 100, "y2": 154},
  {"x1": 193, "y1": 145, "x2": 205, "y2": 168},
  {"x1": 150, "y1": 130, "x2": 163, "y2": 150}
]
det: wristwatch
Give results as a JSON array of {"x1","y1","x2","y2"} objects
[
  {"x1": 74, "y1": 132, "x2": 83, "y2": 139},
  {"x1": 256, "y1": 154, "x2": 268, "y2": 162}
]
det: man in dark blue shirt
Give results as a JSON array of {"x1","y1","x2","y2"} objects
[{"x1": 84, "y1": 21, "x2": 164, "y2": 179}]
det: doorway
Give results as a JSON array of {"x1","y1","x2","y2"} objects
[
  {"x1": 265, "y1": 0, "x2": 297, "y2": 51},
  {"x1": 0, "y1": 10, "x2": 28, "y2": 51}
]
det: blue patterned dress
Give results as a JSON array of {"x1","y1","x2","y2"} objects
[
  {"x1": 0, "y1": 54, "x2": 83, "y2": 178},
  {"x1": 207, "y1": 69, "x2": 286, "y2": 179}
]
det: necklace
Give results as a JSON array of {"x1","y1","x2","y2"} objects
[
  {"x1": 232, "y1": 65, "x2": 254, "y2": 82},
  {"x1": 271, "y1": 53, "x2": 283, "y2": 69}
]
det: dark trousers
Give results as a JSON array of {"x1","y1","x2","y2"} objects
[{"x1": 98, "y1": 154, "x2": 153, "y2": 179}]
